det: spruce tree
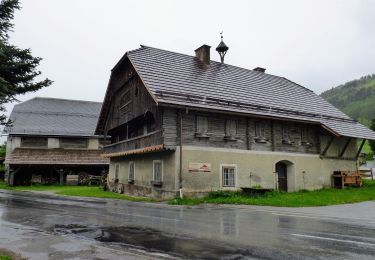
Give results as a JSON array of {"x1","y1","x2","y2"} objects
[{"x1": 0, "y1": 0, "x2": 52, "y2": 124}]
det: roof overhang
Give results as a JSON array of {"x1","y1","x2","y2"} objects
[{"x1": 102, "y1": 144, "x2": 174, "y2": 158}]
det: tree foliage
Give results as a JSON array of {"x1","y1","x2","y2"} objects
[
  {"x1": 0, "y1": 0, "x2": 51, "y2": 124},
  {"x1": 320, "y1": 74, "x2": 375, "y2": 127},
  {"x1": 369, "y1": 119, "x2": 375, "y2": 153}
]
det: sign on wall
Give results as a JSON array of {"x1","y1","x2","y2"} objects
[{"x1": 189, "y1": 162, "x2": 211, "y2": 172}]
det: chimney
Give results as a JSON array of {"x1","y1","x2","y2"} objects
[
  {"x1": 195, "y1": 45, "x2": 211, "y2": 64},
  {"x1": 253, "y1": 67, "x2": 266, "y2": 73}
]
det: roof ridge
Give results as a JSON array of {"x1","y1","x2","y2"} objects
[{"x1": 28, "y1": 97, "x2": 102, "y2": 104}]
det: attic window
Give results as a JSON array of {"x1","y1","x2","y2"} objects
[
  {"x1": 224, "y1": 119, "x2": 238, "y2": 141},
  {"x1": 195, "y1": 116, "x2": 209, "y2": 138},
  {"x1": 254, "y1": 122, "x2": 266, "y2": 143},
  {"x1": 120, "y1": 90, "x2": 132, "y2": 122}
]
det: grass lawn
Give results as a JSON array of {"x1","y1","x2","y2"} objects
[
  {"x1": 169, "y1": 180, "x2": 375, "y2": 207},
  {"x1": 0, "y1": 256, "x2": 12, "y2": 260},
  {"x1": 0, "y1": 181, "x2": 153, "y2": 202}
]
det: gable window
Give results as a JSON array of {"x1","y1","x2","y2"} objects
[
  {"x1": 254, "y1": 122, "x2": 266, "y2": 143},
  {"x1": 195, "y1": 116, "x2": 209, "y2": 138},
  {"x1": 282, "y1": 125, "x2": 292, "y2": 144},
  {"x1": 21, "y1": 137, "x2": 47, "y2": 148},
  {"x1": 114, "y1": 163, "x2": 120, "y2": 180},
  {"x1": 222, "y1": 165, "x2": 236, "y2": 187},
  {"x1": 152, "y1": 160, "x2": 163, "y2": 186},
  {"x1": 225, "y1": 119, "x2": 238, "y2": 140},
  {"x1": 128, "y1": 161, "x2": 135, "y2": 183}
]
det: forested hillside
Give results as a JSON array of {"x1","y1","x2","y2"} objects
[{"x1": 320, "y1": 74, "x2": 375, "y2": 126}]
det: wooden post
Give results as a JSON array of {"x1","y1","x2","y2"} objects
[
  {"x1": 178, "y1": 110, "x2": 183, "y2": 199},
  {"x1": 246, "y1": 118, "x2": 250, "y2": 150},
  {"x1": 355, "y1": 139, "x2": 366, "y2": 160},
  {"x1": 321, "y1": 136, "x2": 335, "y2": 156},
  {"x1": 339, "y1": 138, "x2": 351, "y2": 158}
]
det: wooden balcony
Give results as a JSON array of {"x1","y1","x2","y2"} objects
[{"x1": 103, "y1": 130, "x2": 163, "y2": 155}]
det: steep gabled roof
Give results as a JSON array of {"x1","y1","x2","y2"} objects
[
  {"x1": 97, "y1": 45, "x2": 375, "y2": 140},
  {"x1": 5, "y1": 97, "x2": 102, "y2": 137}
]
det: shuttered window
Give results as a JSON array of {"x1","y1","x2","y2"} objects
[
  {"x1": 282, "y1": 126, "x2": 290, "y2": 140},
  {"x1": 153, "y1": 160, "x2": 163, "y2": 182},
  {"x1": 128, "y1": 161, "x2": 135, "y2": 181},
  {"x1": 21, "y1": 137, "x2": 47, "y2": 148},
  {"x1": 222, "y1": 166, "x2": 236, "y2": 187},
  {"x1": 225, "y1": 119, "x2": 238, "y2": 136},
  {"x1": 119, "y1": 90, "x2": 132, "y2": 122},
  {"x1": 255, "y1": 122, "x2": 266, "y2": 138},
  {"x1": 196, "y1": 116, "x2": 208, "y2": 133},
  {"x1": 60, "y1": 138, "x2": 88, "y2": 148}
]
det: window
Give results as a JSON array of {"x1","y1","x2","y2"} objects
[
  {"x1": 282, "y1": 126, "x2": 290, "y2": 141},
  {"x1": 225, "y1": 119, "x2": 238, "y2": 137},
  {"x1": 128, "y1": 161, "x2": 135, "y2": 182},
  {"x1": 196, "y1": 116, "x2": 208, "y2": 134},
  {"x1": 21, "y1": 137, "x2": 47, "y2": 148},
  {"x1": 301, "y1": 127, "x2": 311, "y2": 145},
  {"x1": 255, "y1": 122, "x2": 266, "y2": 138},
  {"x1": 60, "y1": 138, "x2": 88, "y2": 149},
  {"x1": 114, "y1": 164, "x2": 120, "y2": 180},
  {"x1": 153, "y1": 160, "x2": 163, "y2": 182},
  {"x1": 222, "y1": 165, "x2": 236, "y2": 187}
]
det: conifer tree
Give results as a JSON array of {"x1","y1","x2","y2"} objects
[{"x1": 0, "y1": 0, "x2": 52, "y2": 124}]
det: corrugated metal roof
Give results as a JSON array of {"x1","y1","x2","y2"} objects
[
  {"x1": 124, "y1": 45, "x2": 375, "y2": 140},
  {"x1": 4, "y1": 97, "x2": 102, "y2": 137}
]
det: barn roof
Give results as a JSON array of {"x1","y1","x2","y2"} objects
[
  {"x1": 97, "y1": 45, "x2": 375, "y2": 140},
  {"x1": 5, "y1": 97, "x2": 102, "y2": 137},
  {"x1": 4, "y1": 148, "x2": 109, "y2": 165}
]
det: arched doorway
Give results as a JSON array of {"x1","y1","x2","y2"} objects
[{"x1": 275, "y1": 162, "x2": 288, "y2": 192}]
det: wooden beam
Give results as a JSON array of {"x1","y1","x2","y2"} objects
[
  {"x1": 321, "y1": 136, "x2": 335, "y2": 156},
  {"x1": 355, "y1": 139, "x2": 366, "y2": 159},
  {"x1": 339, "y1": 138, "x2": 351, "y2": 157}
]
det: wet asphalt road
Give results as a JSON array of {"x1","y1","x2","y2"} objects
[{"x1": 0, "y1": 190, "x2": 375, "y2": 260}]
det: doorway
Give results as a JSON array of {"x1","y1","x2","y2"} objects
[{"x1": 276, "y1": 162, "x2": 288, "y2": 192}]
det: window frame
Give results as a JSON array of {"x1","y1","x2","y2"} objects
[
  {"x1": 152, "y1": 160, "x2": 163, "y2": 182},
  {"x1": 128, "y1": 161, "x2": 135, "y2": 182},
  {"x1": 221, "y1": 164, "x2": 237, "y2": 188},
  {"x1": 282, "y1": 125, "x2": 290, "y2": 141},
  {"x1": 20, "y1": 137, "x2": 48, "y2": 148}
]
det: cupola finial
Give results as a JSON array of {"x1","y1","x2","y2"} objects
[{"x1": 216, "y1": 31, "x2": 229, "y2": 63}]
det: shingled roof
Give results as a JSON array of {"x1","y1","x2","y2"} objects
[
  {"x1": 98, "y1": 45, "x2": 375, "y2": 140},
  {"x1": 5, "y1": 97, "x2": 102, "y2": 137}
]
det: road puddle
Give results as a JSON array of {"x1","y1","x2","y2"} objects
[{"x1": 54, "y1": 224, "x2": 257, "y2": 259}]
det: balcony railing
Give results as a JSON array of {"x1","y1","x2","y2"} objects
[{"x1": 103, "y1": 130, "x2": 162, "y2": 154}]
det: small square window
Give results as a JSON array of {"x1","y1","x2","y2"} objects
[
  {"x1": 153, "y1": 160, "x2": 163, "y2": 182},
  {"x1": 128, "y1": 161, "x2": 135, "y2": 181},
  {"x1": 222, "y1": 166, "x2": 236, "y2": 187}
]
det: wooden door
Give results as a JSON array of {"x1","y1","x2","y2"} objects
[{"x1": 276, "y1": 162, "x2": 288, "y2": 192}]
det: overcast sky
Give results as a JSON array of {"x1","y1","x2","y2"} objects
[{"x1": 5, "y1": 0, "x2": 375, "y2": 114}]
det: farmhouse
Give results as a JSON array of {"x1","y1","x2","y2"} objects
[
  {"x1": 96, "y1": 40, "x2": 375, "y2": 199},
  {"x1": 4, "y1": 97, "x2": 109, "y2": 185}
]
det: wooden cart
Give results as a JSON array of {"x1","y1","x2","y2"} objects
[{"x1": 332, "y1": 171, "x2": 362, "y2": 189}]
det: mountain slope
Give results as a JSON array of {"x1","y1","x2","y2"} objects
[{"x1": 320, "y1": 74, "x2": 375, "y2": 126}]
